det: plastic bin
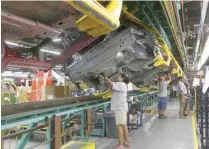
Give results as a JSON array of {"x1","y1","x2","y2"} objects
[{"x1": 105, "y1": 111, "x2": 117, "y2": 138}]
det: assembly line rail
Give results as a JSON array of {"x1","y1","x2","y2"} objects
[
  {"x1": 1, "y1": 90, "x2": 158, "y2": 149},
  {"x1": 1, "y1": 100, "x2": 110, "y2": 130},
  {"x1": 1, "y1": 90, "x2": 158, "y2": 130}
]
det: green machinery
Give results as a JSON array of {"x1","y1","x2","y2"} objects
[{"x1": 1, "y1": 91, "x2": 158, "y2": 149}]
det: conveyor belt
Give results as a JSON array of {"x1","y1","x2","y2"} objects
[
  {"x1": 1, "y1": 95, "x2": 104, "y2": 117},
  {"x1": 2, "y1": 91, "x2": 158, "y2": 117}
]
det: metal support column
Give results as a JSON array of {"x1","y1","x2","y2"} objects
[
  {"x1": 87, "y1": 109, "x2": 92, "y2": 137},
  {"x1": 15, "y1": 123, "x2": 38, "y2": 149},
  {"x1": 46, "y1": 125, "x2": 51, "y2": 149},
  {"x1": 205, "y1": 90, "x2": 209, "y2": 147},
  {"x1": 80, "y1": 111, "x2": 85, "y2": 141},
  {"x1": 50, "y1": 116, "x2": 61, "y2": 149},
  {"x1": 102, "y1": 105, "x2": 108, "y2": 137},
  {"x1": 1, "y1": 137, "x2": 4, "y2": 149}
]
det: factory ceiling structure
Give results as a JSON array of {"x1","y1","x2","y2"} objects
[
  {"x1": 1, "y1": 1, "x2": 209, "y2": 149},
  {"x1": 1, "y1": 1, "x2": 209, "y2": 85}
]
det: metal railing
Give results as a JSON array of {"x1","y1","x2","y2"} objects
[{"x1": 196, "y1": 86, "x2": 209, "y2": 149}]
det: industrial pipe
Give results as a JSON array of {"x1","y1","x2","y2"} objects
[
  {"x1": 2, "y1": 115, "x2": 82, "y2": 140},
  {"x1": 2, "y1": 124, "x2": 47, "y2": 140},
  {"x1": 160, "y1": 1, "x2": 186, "y2": 67},
  {"x1": 194, "y1": 1, "x2": 209, "y2": 65}
]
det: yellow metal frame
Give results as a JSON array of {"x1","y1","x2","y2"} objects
[
  {"x1": 61, "y1": 141, "x2": 95, "y2": 149},
  {"x1": 93, "y1": 91, "x2": 111, "y2": 99},
  {"x1": 122, "y1": 6, "x2": 184, "y2": 77},
  {"x1": 66, "y1": 0, "x2": 122, "y2": 37},
  {"x1": 160, "y1": 1, "x2": 186, "y2": 67},
  {"x1": 67, "y1": 1, "x2": 184, "y2": 77}
]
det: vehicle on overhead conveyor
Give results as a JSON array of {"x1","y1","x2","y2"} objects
[{"x1": 1, "y1": 1, "x2": 185, "y2": 90}]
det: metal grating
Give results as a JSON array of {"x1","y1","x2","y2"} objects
[{"x1": 196, "y1": 86, "x2": 209, "y2": 149}]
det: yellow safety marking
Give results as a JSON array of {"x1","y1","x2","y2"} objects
[
  {"x1": 80, "y1": 143, "x2": 95, "y2": 149},
  {"x1": 61, "y1": 141, "x2": 95, "y2": 149},
  {"x1": 192, "y1": 114, "x2": 198, "y2": 149}
]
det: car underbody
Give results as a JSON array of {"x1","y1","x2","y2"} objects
[{"x1": 1, "y1": 1, "x2": 205, "y2": 87}]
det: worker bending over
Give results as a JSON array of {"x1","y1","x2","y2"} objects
[
  {"x1": 177, "y1": 76, "x2": 188, "y2": 119},
  {"x1": 101, "y1": 73, "x2": 131, "y2": 149},
  {"x1": 157, "y1": 74, "x2": 171, "y2": 119}
]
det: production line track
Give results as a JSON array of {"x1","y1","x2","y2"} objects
[
  {"x1": 1, "y1": 90, "x2": 158, "y2": 130},
  {"x1": 2, "y1": 90, "x2": 158, "y2": 117},
  {"x1": 1, "y1": 95, "x2": 104, "y2": 117}
]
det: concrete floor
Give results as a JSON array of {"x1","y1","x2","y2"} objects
[
  {"x1": 89, "y1": 102, "x2": 194, "y2": 149},
  {"x1": 3, "y1": 101, "x2": 195, "y2": 149}
]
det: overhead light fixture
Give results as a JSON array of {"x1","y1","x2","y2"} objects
[
  {"x1": 1, "y1": 71, "x2": 29, "y2": 77},
  {"x1": 55, "y1": 65, "x2": 62, "y2": 68},
  {"x1": 40, "y1": 48, "x2": 61, "y2": 55},
  {"x1": 5, "y1": 41, "x2": 19, "y2": 46},
  {"x1": 5, "y1": 41, "x2": 31, "y2": 48},
  {"x1": 52, "y1": 38, "x2": 62, "y2": 42},
  {"x1": 198, "y1": 36, "x2": 209, "y2": 70}
]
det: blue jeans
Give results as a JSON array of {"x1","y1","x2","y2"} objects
[
  {"x1": 184, "y1": 96, "x2": 193, "y2": 111},
  {"x1": 158, "y1": 97, "x2": 168, "y2": 110}
]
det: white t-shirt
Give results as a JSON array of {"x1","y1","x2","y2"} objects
[
  {"x1": 177, "y1": 81, "x2": 187, "y2": 95},
  {"x1": 158, "y1": 81, "x2": 170, "y2": 97},
  {"x1": 172, "y1": 85, "x2": 177, "y2": 91},
  {"x1": 111, "y1": 82, "x2": 128, "y2": 112}
]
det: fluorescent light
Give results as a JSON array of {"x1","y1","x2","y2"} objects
[
  {"x1": 40, "y1": 48, "x2": 61, "y2": 55},
  {"x1": 52, "y1": 38, "x2": 61, "y2": 42},
  {"x1": 198, "y1": 36, "x2": 209, "y2": 69},
  {"x1": 5, "y1": 41, "x2": 19, "y2": 46},
  {"x1": 5, "y1": 41, "x2": 31, "y2": 48},
  {"x1": 1, "y1": 72, "x2": 29, "y2": 78},
  {"x1": 55, "y1": 65, "x2": 62, "y2": 68},
  {"x1": 14, "y1": 72, "x2": 23, "y2": 75},
  {"x1": 203, "y1": 67, "x2": 209, "y2": 93},
  {"x1": 19, "y1": 44, "x2": 31, "y2": 48}
]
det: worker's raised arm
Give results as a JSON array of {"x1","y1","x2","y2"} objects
[
  {"x1": 105, "y1": 76, "x2": 113, "y2": 89},
  {"x1": 100, "y1": 73, "x2": 113, "y2": 89},
  {"x1": 167, "y1": 74, "x2": 172, "y2": 84}
]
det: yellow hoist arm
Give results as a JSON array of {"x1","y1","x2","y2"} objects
[{"x1": 65, "y1": 0, "x2": 123, "y2": 37}]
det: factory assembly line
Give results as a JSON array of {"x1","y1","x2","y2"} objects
[{"x1": 1, "y1": 1, "x2": 209, "y2": 149}]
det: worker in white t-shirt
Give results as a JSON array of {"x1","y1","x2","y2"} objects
[
  {"x1": 101, "y1": 73, "x2": 130, "y2": 149},
  {"x1": 177, "y1": 77, "x2": 188, "y2": 119},
  {"x1": 157, "y1": 74, "x2": 171, "y2": 119}
]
